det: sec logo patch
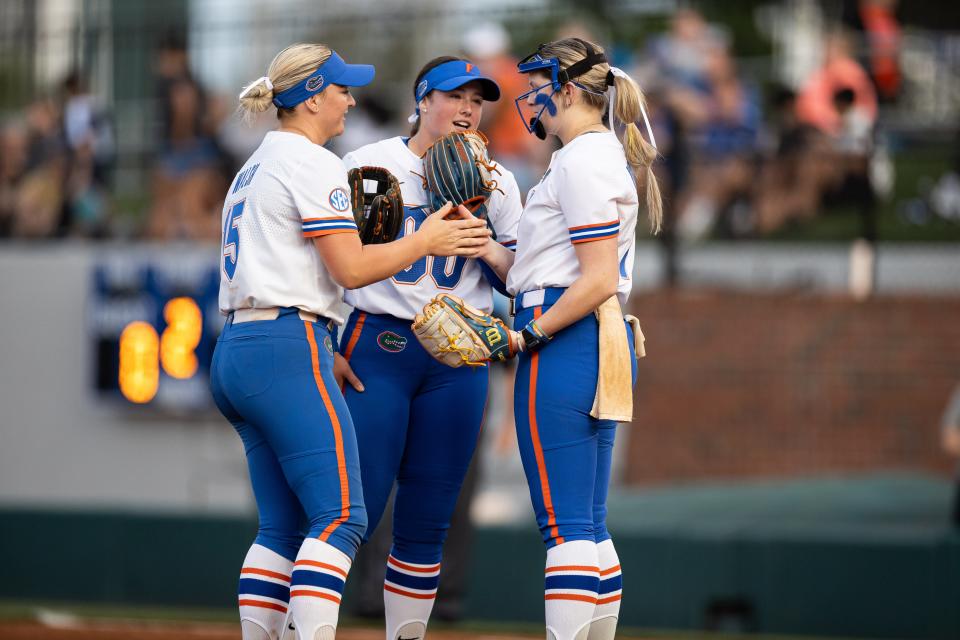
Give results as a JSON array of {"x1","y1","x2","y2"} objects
[
  {"x1": 329, "y1": 187, "x2": 350, "y2": 212},
  {"x1": 377, "y1": 331, "x2": 407, "y2": 353}
]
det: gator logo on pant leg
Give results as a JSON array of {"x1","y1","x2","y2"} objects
[{"x1": 377, "y1": 331, "x2": 407, "y2": 353}]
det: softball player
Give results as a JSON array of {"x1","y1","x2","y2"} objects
[
  {"x1": 472, "y1": 38, "x2": 662, "y2": 640},
  {"x1": 209, "y1": 44, "x2": 489, "y2": 640},
  {"x1": 339, "y1": 57, "x2": 522, "y2": 640}
]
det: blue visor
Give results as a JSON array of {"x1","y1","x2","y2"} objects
[
  {"x1": 272, "y1": 51, "x2": 375, "y2": 109},
  {"x1": 414, "y1": 60, "x2": 500, "y2": 105}
]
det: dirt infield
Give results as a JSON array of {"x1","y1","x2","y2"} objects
[{"x1": 0, "y1": 619, "x2": 545, "y2": 640}]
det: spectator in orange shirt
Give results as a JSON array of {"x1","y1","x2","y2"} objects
[{"x1": 796, "y1": 30, "x2": 877, "y2": 136}]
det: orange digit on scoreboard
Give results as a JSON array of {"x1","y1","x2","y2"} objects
[
  {"x1": 160, "y1": 297, "x2": 203, "y2": 379},
  {"x1": 117, "y1": 297, "x2": 204, "y2": 404},
  {"x1": 118, "y1": 321, "x2": 160, "y2": 403}
]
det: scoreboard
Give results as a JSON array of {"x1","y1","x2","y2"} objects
[{"x1": 90, "y1": 249, "x2": 222, "y2": 410}]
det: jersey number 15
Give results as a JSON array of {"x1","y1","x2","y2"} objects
[{"x1": 221, "y1": 200, "x2": 244, "y2": 281}]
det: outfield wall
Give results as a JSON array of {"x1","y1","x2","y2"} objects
[
  {"x1": 2, "y1": 242, "x2": 958, "y2": 512},
  {"x1": 2, "y1": 243, "x2": 959, "y2": 638},
  {"x1": 2, "y1": 473, "x2": 957, "y2": 639}
]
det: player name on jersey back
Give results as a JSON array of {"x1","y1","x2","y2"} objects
[{"x1": 218, "y1": 131, "x2": 358, "y2": 324}]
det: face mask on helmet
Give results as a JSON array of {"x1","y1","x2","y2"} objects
[{"x1": 514, "y1": 40, "x2": 609, "y2": 140}]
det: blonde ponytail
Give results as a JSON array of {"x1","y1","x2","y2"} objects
[
  {"x1": 536, "y1": 38, "x2": 663, "y2": 235},
  {"x1": 237, "y1": 43, "x2": 332, "y2": 122},
  {"x1": 238, "y1": 77, "x2": 275, "y2": 122},
  {"x1": 613, "y1": 74, "x2": 662, "y2": 235}
]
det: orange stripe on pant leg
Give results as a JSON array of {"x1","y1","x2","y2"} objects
[
  {"x1": 527, "y1": 306, "x2": 563, "y2": 545},
  {"x1": 339, "y1": 312, "x2": 366, "y2": 392},
  {"x1": 304, "y1": 321, "x2": 350, "y2": 542},
  {"x1": 342, "y1": 312, "x2": 366, "y2": 363}
]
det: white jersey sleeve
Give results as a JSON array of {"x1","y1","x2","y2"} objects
[
  {"x1": 342, "y1": 152, "x2": 360, "y2": 171},
  {"x1": 487, "y1": 162, "x2": 522, "y2": 251},
  {"x1": 556, "y1": 153, "x2": 622, "y2": 245},
  {"x1": 292, "y1": 152, "x2": 357, "y2": 238}
]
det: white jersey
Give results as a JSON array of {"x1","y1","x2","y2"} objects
[
  {"x1": 506, "y1": 131, "x2": 639, "y2": 306},
  {"x1": 218, "y1": 130, "x2": 358, "y2": 325},
  {"x1": 343, "y1": 136, "x2": 522, "y2": 319}
]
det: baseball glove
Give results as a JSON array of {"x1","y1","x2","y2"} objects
[
  {"x1": 412, "y1": 293, "x2": 519, "y2": 367},
  {"x1": 422, "y1": 130, "x2": 501, "y2": 229},
  {"x1": 347, "y1": 166, "x2": 404, "y2": 244}
]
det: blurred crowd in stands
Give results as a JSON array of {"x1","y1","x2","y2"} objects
[
  {"x1": 640, "y1": 7, "x2": 882, "y2": 247},
  {"x1": 2, "y1": 0, "x2": 959, "y2": 243},
  {"x1": 0, "y1": 71, "x2": 115, "y2": 239}
]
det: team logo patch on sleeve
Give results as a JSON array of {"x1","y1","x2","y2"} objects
[
  {"x1": 329, "y1": 187, "x2": 350, "y2": 212},
  {"x1": 377, "y1": 331, "x2": 407, "y2": 353}
]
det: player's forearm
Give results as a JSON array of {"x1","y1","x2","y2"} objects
[
  {"x1": 347, "y1": 233, "x2": 428, "y2": 288},
  {"x1": 479, "y1": 239, "x2": 515, "y2": 282}
]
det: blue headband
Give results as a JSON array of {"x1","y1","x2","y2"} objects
[
  {"x1": 411, "y1": 59, "x2": 500, "y2": 119},
  {"x1": 272, "y1": 51, "x2": 375, "y2": 109}
]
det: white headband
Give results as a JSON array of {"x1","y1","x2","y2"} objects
[
  {"x1": 239, "y1": 76, "x2": 273, "y2": 100},
  {"x1": 607, "y1": 66, "x2": 657, "y2": 151}
]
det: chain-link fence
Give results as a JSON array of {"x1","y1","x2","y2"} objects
[{"x1": 1, "y1": 0, "x2": 958, "y2": 242}]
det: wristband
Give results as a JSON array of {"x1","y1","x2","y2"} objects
[{"x1": 520, "y1": 319, "x2": 551, "y2": 353}]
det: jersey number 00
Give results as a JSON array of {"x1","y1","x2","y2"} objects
[{"x1": 392, "y1": 206, "x2": 466, "y2": 289}]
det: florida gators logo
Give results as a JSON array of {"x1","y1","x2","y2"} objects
[
  {"x1": 306, "y1": 75, "x2": 325, "y2": 92},
  {"x1": 416, "y1": 80, "x2": 428, "y2": 100},
  {"x1": 377, "y1": 331, "x2": 407, "y2": 353},
  {"x1": 323, "y1": 335, "x2": 334, "y2": 355}
]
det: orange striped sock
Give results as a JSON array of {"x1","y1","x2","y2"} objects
[
  {"x1": 383, "y1": 554, "x2": 441, "y2": 640},
  {"x1": 289, "y1": 538, "x2": 351, "y2": 640},
  {"x1": 588, "y1": 539, "x2": 622, "y2": 640},
  {"x1": 544, "y1": 541, "x2": 599, "y2": 640},
  {"x1": 238, "y1": 544, "x2": 293, "y2": 639}
]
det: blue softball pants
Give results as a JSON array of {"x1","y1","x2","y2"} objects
[
  {"x1": 341, "y1": 311, "x2": 488, "y2": 565},
  {"x1": 513, "y1": 288, "x2": 637, "y2": 548},
  {"x1": 210, "y1": 307, "x2": 367, "y2": 560}
]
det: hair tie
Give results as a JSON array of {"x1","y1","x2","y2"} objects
[
  {"x1": 606, "y1": 66, "x2": 657, "y2": 151},
  {"x1": 239, "y1": 76, "x2": 273, "y2": 100},
  {"x1": 407, "y1": 112, "x2": 419, "y2": 124}
]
